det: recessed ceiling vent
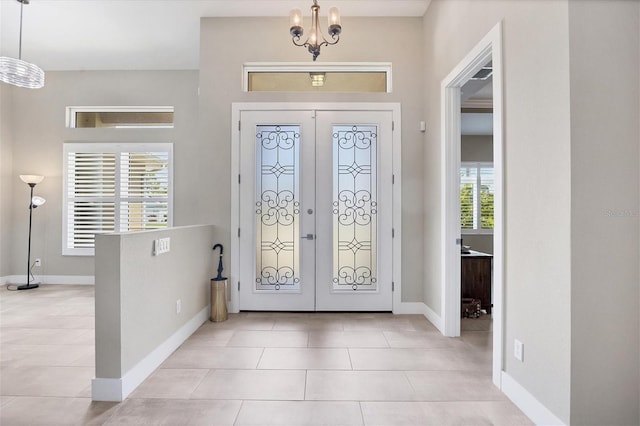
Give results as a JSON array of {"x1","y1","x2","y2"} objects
[{"x1": 471, "y1": 63, "x2": 493, "y2": 81}]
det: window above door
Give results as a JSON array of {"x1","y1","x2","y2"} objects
[{"x1": 243, "y1": 62, "x2": 392, "y2": 93}]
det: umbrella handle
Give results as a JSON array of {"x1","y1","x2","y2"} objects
[{"x1": 212, "y1": 244, "x2": 226, "y2": 280}]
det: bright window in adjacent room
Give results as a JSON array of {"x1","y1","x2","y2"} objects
[
  {"x1": 460, "y1": 162, "x2": 494, "y2": 233},
  {"x1": 62, "y1": 143, "x2": 173, "y2": 256}
]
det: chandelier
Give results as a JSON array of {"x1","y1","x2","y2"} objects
[
  {"x1": 289, "y1": 0, "x2": 341, "y2": 61},
  {"x1": 0, "y1": 0, "x2": 44, "y2": 89}
]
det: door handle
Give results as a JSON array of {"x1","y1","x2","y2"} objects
[{"x1": 301, "y1": 233, "x2": 315, "y2": 240}]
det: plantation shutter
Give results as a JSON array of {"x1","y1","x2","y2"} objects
[
  {"x1": 65, "y1": 152, "x2": 116, "y2": 252},
  {"x1": 63, "y1": 143, "x2": 172, "y2": 255},
  {"x1": 119, "y1": 151, "x2": 170, "y2": 232},
  {"x1": 460, "y1": 166, "x2": 477, "y2": 230},
  {"x1": 479, "y1": 167, "x2": 494, "y2": 230},
  {"x1": 460, "y1": 162, "x2": 494, "y2": 233}
]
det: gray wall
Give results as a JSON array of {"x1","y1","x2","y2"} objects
[
  {"x1": 461, "y1": 135, "x2": 493, "y2": 254},
  {"x1": 424, "y1": 0, "x2": 640, "y2": 423},
  {"x1": 0, "y1": 84, "x2": 13, "y2": 278},
  {"x1": 95, "y1": 224, "x2": 217, "y2": 378},
  {"x1": 568, "y1": 1, "x2": 639, "y2": 424},
  {"x1": 3, "y1": 71, "x2": 199, "y2": 278},
  {"x1": 199, "y1": 17, "x2": 426, "y2": 302},
  {"x1": 423, "y1": 0, "x2": 573, "y2": 422}
]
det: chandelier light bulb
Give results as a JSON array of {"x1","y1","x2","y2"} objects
[{"x1": 289, "y1": 0, "x2": 341, "y2": 61}]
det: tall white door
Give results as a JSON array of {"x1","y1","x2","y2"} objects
[{"x1": 238, "y1": 109, "x2": 393, "y2": 311}]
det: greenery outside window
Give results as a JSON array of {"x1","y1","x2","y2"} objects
[
  {"x1": 460, "y1": 162, "x2": 494, "y2": 233},
  {"x1": 63, "y1": 143, "x2": 173, "y2": 256}
]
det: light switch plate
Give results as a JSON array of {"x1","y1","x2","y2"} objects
[{"x1": 514, "y1": 339, "x2": 524, "y2": 362}]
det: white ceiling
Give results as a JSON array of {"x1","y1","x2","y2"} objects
[{"x1": 0, "y1": 0, "x2": 431, "y2": 71}]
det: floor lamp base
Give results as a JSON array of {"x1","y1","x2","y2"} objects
[{"x1": 17, "y1": 283, "x2": 39, "y2": 290}]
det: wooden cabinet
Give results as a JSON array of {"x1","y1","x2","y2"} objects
[{"x1": 461, "y1": 251, "x2": 492, "y2": 314}]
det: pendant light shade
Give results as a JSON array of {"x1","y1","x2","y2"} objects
[
  {"x1": 0, "y1": 0, "x2": 44, "y2": 89},
  {"x1": 0, "y1": 57, "x2": 44, "y2": 89}
]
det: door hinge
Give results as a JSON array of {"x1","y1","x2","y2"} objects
[
  {"x1": 238, "y1": 281, "x2": 240, "y2": 291},
  {"x1": 238, "y1": 228, "x2": 241, "y2": 238},
  {"x1": 392, "y1": 174, "x2": 395, "y2": 184},
  {"x1": 392, "y1": 281, "x2": 395, "y2": 292},
  {"x1": 392, "y1": 228, "x2": 395, "y2": 238},
  {"x1": 392, "y1": 121, "x2": 395, "y2": 131},
  {"x1": 238, "y1": 120, "x2": 241, "y2": 131},
  {"x1": 238, "y1": 174, "x2": 241, "y2": 184}
]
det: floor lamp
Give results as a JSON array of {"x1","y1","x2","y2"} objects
[{"x1": 19, "y1": 174, "x2": 45, "y2": 290}]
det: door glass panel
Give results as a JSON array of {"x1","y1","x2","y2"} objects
[
  {"x1": 332, "y1": 125, "x2": 378, "y2": 291},
  {"x1": 255, "y1": 125, "x2": 301, "y2": 291}
]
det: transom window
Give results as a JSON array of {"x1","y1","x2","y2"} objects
[
  {"x1": 66, "y1": 106, "x2": 174, "y2": 129},
  {"x1": 63, "y1": 143, "x2": 173, "y2": 256},
  {"x1": 243, "y1": 62, "x2": 392, "y2": 93}
]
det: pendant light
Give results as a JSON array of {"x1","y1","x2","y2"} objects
[{"x1": 0, "y1": 0, "x2": 45, "y2": 89}]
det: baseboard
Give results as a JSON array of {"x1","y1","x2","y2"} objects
[
  {"x1": 394, "y1": 302, "x2": 443, "y2": 333},
  {"x1": 92, "y1": 306, "x2": 209, "y2": 402},
  {"x1": 423, "y1": 303, "x2": 443, "y2": 333},
  {"x1": 1, "y1": 275, "x2": 94, "y2": 285},
  {"x1": 501, "y1": 371, "x2": 565, "y2": 426},
  {"x1": 91, "y1": 378, "x2": 124, "y2": 401}
]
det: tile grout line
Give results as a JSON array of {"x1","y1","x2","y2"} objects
[
  {"x1": 303, "y1": 369, "x2": 308, "y2": 401},
  {"x1": 232, "y1": 399, "x2": 245, "y2": 426},
  {"x1": 358, "y1": 400, "x2": 366, "y2": 426}
]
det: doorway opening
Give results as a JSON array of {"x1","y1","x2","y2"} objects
[{"x1": 441, "y1": 22, "x2": 504, "y2": 388}]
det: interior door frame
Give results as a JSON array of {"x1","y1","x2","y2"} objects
[
  {"x1": 230, "y1": 102, "x2": 402, "y2": 313},
  {"x1": 441, "y1": 22, "x2": 504, "y2": 388}
]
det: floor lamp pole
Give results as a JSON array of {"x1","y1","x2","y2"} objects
[{"x1": 18, "y1": 182, "x2": 39, "y2": 290}]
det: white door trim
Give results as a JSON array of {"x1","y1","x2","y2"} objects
[
  {"x1": 440, "y1": 21, "x2": 504, "y2": 389},
  {"x1": 231, "y1": 102, "x2": 402, "y2": 314}
]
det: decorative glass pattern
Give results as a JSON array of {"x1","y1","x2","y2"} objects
[
  {"x1": 332, "y1": 125, "x2": 378, "y2": 291},
  {"x1": 255, "y1": 125, "x2": 301, "y2": 291}
]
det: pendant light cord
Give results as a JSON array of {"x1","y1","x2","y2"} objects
[{"x1": 18, "y1": 0, "x2": 24, "y2": 59}]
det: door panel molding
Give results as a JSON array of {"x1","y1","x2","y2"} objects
[{"x1": 231, "y1": 103, "x2": 401, "y2": 313}]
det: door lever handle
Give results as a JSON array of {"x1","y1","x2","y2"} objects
[{"x1": 301, "y1": 233, "x2": 315, "y2": 240}]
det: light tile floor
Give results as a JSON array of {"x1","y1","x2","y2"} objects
[{"x1": 0, "y1": 285, "x2": 533, "y2": 425}]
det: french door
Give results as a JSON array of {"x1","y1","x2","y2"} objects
[{"x1": 238, "y1": 109, "x2": 393, "y2": 311}]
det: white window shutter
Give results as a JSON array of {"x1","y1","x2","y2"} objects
[
  {"x1": 65, "y1": 152, "x2": 116, "y2": 251},
  {"x1": 63, "y1": 143, "x2": 173, "y2": 256},
  {"x1": 460, "y1": 162, "x2": 494, "y2": 233},
  {"x1": 119, "y1": 151, "x2": 170, "y2": 232}
]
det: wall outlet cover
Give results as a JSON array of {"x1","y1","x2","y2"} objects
[{"x1": 514, "y1": 339, "x2": 524, "y2": 362}]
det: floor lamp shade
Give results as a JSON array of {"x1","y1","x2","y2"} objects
[
  {"x1": 20, "y1": 174, "x2": 44, "y2": 185},
  {"x1": 19, "y1": 174, "x2": 44, "y2": 290}
]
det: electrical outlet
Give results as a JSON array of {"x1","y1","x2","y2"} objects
[
  {"x1": 514, "y1": 339, "x2": 524, "y2": 362},
  {"x1": 34, "y1": 258, "x2": 41, "y2": 267},
  {"x1": 176, "y1": 299, "x2": 181, "y2": 314}
]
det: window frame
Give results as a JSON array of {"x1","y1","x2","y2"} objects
[
  {"x1": 460, "y1": 161, "x2": 494, "y2": 235},
  {"x1": 242, "y1": 62, "x2": 393, "y2": 93},
  {"x1": 62, "y1": 142, "x2": 174, "y2": 256},
  {"x1": 65, "y1": 106, "x2": 174, "y2": 129}
]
